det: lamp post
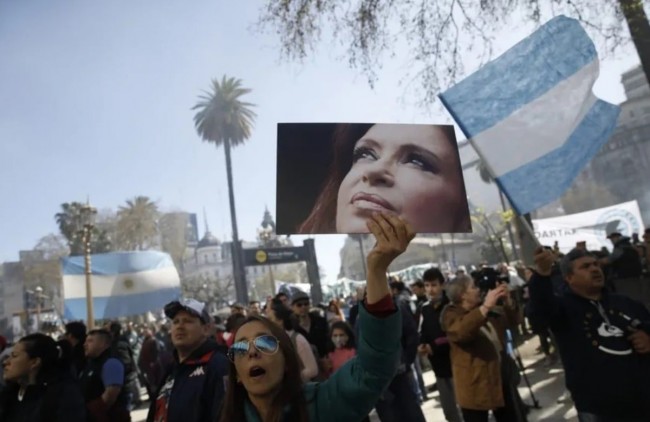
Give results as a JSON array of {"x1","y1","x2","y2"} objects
[
  {"x1": 80, "y1": 202, "x2": 97, "y2": 329},
  {"x1": 25, "y1": 286, "x2": 48, "y2": 333},
  {"x1": 257, "y1": 225, "x2": 277, "y2": 295},
  {"x1": 34, "y1": 286, "x2": 43, "y2": 331}
]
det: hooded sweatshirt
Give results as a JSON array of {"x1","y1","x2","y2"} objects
[{"x1": 529, "y1": 273, "x2": 650, "y2": 418}]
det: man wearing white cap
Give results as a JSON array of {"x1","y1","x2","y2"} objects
[{"x1": 147, "y1": 298, "x2": 229, "y2": 422}]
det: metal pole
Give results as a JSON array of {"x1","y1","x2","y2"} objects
[
  {"x1": 357, "y1": 236, "x2": 368, "y2": 280},
  {"x1": 36, "y1": 301, "x2": 41, "y2": 332},
  {"x1": 269, "y1": 265, "x2": 276, "y2": 295},
  {"x1": 84, "y1": 227, "x2": 95, "y2": 329}
]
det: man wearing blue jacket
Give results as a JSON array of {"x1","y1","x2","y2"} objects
[
  {"x1": 530, "y1": 247, "x2": 650, "y2": 422},
  {"x1": 147, "y1": 298, "x2": 229, "y2": 422}
]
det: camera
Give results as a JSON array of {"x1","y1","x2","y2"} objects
[{"x1": 470, "y1": 267, "x2": 509, "y2": 293}]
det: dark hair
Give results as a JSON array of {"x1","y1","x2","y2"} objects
[
  {"x1": 225, "y1": 314, "x2": 247, "y2": 333},
  {"x1": 249, "y1": 300, "x2": 260, "y2": 306},
  {"x1": 219, "y1": 316, "x2": 309, "y2": 422},
  {"x1": 64, "y1": 321, "x2": 87, "y2": 342},
  {"x1": 18, "y1": 334, "x2": 71, "y2": 383},
  {"x1": 108, "y1": 321, "x2": 122, "y2": 338},
  {"x1": 327, "y1": 299, "x2": 342, "y2": 314},
  {"x1": 270, "y1": 298, "x2": 297, "y2": 331},
  {"x1": 560, "y1": 248, "x2": 596, "y2": 278},
  {"x1": 298, "y1": 123, "x2": 469, "y2": 233},
  {"x1": 411, "y1": 280, "x2": 425, "y2": 289},
  {"x1": 329, "y1": 321, "x2": 356, "y2": 352},
  {"x1": 275, "y1": 292, "x2": 288, "y2": 300},
  {"x1": 422, "y1": 267, "x2": 445, "y2": 283},
  {"x1": 389, "y1": 280, "x2": 406, "y2": 292},
  {"x1": 87, "y1": 329, "x2": 113, "y2": 345}
]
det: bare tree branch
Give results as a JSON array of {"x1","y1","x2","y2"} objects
[{"x1": 257, "y1": 0, "x2": 639, "y2": 106}]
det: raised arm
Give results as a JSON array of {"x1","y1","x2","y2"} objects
[
  {"x1": 528, "y1": 247, "x2": 566, "y2": 330},
  {"x1": 312, "y1": 213, "x2": 414, "y2": 422}
]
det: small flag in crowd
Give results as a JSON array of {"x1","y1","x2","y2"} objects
[
  {"x1": 62, "y1": 251, "x2": 181, "y2": 320},
  {"x1": 439, "y1": 15, "x2": 621, "y2": 215}
]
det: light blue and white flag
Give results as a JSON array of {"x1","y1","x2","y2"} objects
[
  {"x1": 439, "y1": 16, "x2": 621, "y2": 215},
  {"x1": 62, "y1": 251, "x2": 181, "y2": 321}
]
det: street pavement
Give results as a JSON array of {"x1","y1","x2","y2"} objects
[{"x1": 131, "y1": 335, "x2": 579, "y2": 422}]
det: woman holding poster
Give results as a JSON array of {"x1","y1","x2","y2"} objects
[
  {"x1": 219, "y1": 213, "x2": 413, "y2": 422},
  {"x1": 295, "y1": 123, "x2": 471, "y2": 234}
]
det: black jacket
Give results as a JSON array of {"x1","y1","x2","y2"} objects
[
  {"x1": 147, "y1": 339, "x2": 229, "y2": 422},
  {"x1": 0, "y1": 375, "x2": 86, "y2": 422},
  {"x1": 419, "y1": 296, "x2": 452, "y2": 378},
  {"x1": 112, "y1": 336, "x2": 137, "y2": 381},
  {"x1": 80, "y1": 347, "x2": 129, "y2": 421},
  {"x1": 529, "y1": 273, "x2": 650, "y2": 419},
  {"x1": 609, "y1": 237, "x2": 643, "y2": 279},
  {"x1": 396, "y1": 296, "x2": 419, "y2": 372},
  {"x1": 304, "y1": 312, "x2": 330, "y2": 358}
]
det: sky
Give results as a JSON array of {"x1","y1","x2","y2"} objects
[{"x1": 0, "y1": 1, "x2": 641, "y2": 285}]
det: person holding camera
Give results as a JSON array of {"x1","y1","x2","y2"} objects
[
  {"x1": 529, "y1": 247, "x2": 650, "y2": 422},
  {"x1": 441, "y1": 274, "x2": 526, "y2": 422}
]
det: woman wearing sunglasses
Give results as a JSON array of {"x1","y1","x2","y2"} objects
[{"x1": 219, "y1": 213, "x2": 414, "y2": 422}]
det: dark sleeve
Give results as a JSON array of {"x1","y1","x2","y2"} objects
[
  {"x1": 419, "y1": 305, "x2": 432, "y2": 345},
  {"x1": 202, "y1": 353, "x2": 228, "y2": 421},
  {"x1": 609, "y1": 246, "x2": 625, "y2": 263},
  {"x1": 400, "y1": 303, "x2": 419, "y2": 367},
  {"x1": 528, "y1": 272, "x2": 566, "y2": 331},
  {"x1": 623, "y1": 297, "x2": 650, "y2": 333},
  {"x1": 54, "y1": 382, "x2": 87, "y2": 422},
  {"x1": 349, "y1": 305, "x2": 359, "y2": 328}
]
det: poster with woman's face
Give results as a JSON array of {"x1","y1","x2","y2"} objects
[{"x1": 276, "y1": 123, "x2": 472, "y2": 235}]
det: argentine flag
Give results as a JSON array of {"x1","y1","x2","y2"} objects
[
  {"x1": 62, "y1": 251, "x2": 181, "y2": 321},
  {"x1": 440, "y1": 16, "x2": 621, "y2": 215}
]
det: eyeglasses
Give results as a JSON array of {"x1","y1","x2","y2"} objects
[
  {"x1": 294, "y1": 301, "x2": 310, "y2": 308},
  {"x1": 227, "y1": 335, "x2": 279, "y2": 361}
]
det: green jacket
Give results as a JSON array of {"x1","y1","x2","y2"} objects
[{"x1": 243, "y1": 304, "x2": 402, "y2": 421}]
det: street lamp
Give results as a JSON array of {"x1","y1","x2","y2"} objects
[
  {"x1": 79, "y1": 202, "x2": 97, "y2": 329},
  {"x1": 257, "y1": 225, "x2": 277, "y2": 295},
  {"x1": 25, "y1": 286, "x2": 48, "y2": 333}
]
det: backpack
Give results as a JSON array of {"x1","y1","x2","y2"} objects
[{"x1": 289, "y1": 331, "x2": 323, "y2": 381}]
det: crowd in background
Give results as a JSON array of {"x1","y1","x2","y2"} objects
[{"x1": 0, "y1": 227, "x2": 649, "y2": 421}]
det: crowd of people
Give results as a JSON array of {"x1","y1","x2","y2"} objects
[{"x1": 1, "y1": 222, "x2": 649, "y2": 422}]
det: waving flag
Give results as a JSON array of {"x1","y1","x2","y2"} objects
[
  {"x1": 439, "y1": 16, "x2": 620, "y2": 215},
  {"x1": 62, "y1": 251, "x2": 181, "y2": 320}
]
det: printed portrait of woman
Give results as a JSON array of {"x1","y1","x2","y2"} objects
[{"x1": 287, "y1": 123, "x2": 471, "y2": 234}]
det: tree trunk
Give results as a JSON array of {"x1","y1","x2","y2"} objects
[
  {"x1": 620, "y1": 0, "x2": 650, "y2": 84},
  {"x1": 224, "y1": 140, "x2": 248, "y2": 303}
]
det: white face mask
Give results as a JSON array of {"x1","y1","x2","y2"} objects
[{"x1": 331, "y1": 334, "x2": 348, "y2": 349}]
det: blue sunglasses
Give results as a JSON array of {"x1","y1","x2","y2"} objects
[{"x1": 227, "y1": 335, "x2": 279, "y2": 361}]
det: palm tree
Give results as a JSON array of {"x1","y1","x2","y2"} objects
[
  {"x1": 116, "y1": 196, "x2": 159, "y2": 250},
  {"x1": 55, "y1": 202, "x2": 112, "y2": 256},
  {"x1": 193, "y1": 76, "x2": 257, "y2": 303}
]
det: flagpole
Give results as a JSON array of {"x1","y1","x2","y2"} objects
[{"x1": 466, "y1": 137, "x2": 541, "y2": 250}]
